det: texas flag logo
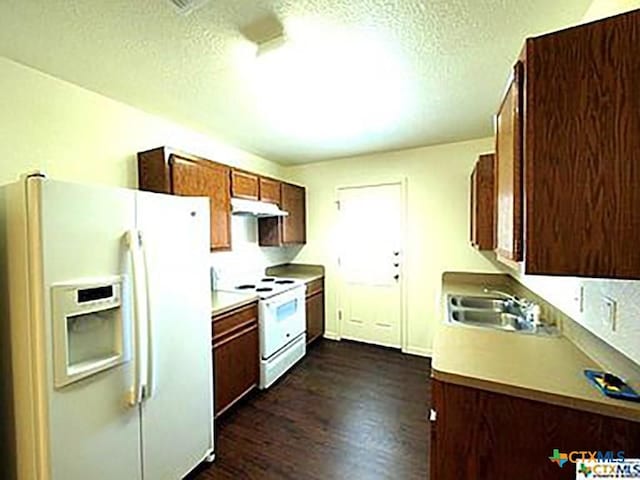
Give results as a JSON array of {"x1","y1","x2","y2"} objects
[{"x1": 549, "y1": 449, "x2": 569, "y2": 468}]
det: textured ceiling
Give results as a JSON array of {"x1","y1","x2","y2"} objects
[{"x1": 0, "y1": 0, "x2": 592, "y2": 164}]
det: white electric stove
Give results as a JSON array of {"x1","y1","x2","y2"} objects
[{"x1": 217, "y1": 275, "x2": 307, "y2": 388}]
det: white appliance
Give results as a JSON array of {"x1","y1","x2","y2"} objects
[
  {"x1": 0, "y1": 174, "x2": 214, "y2": 480},
  {"x1": 217, "y1": 276, "x2": 306, "y2": 389},
  {"x1": 230, "y1": 197, "x2": 289, "y2": 217}
]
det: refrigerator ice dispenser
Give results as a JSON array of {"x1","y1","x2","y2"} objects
[{"x1": 52, "y1": 276, "x2": 129, "y2": 388}]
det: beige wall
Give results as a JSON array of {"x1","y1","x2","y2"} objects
[
  {"x1": 0, "y1": 57, "x2": 284, "y2": 187},
  {"x1": 0, "y1": 56, "x2": 296, "y2": 270},
  {"x1": 582, "y1": 0, "x2": 640, "y2": 21},
  {"x1": 287, "y1": 138, "x2": 503, "y2": 355}
]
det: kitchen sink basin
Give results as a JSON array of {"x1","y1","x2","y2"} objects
[
  {"x1": 449, "y1": 309, "x2": 535, "y2": 333},
  {"x1": 448, "y1": 295, "x2": 507, "y2": 311},
  {"x1": 446, "y1": 293, "x2": 557, "y2": 336}
]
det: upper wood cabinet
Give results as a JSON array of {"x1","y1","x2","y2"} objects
[
  {"x1": 137, "y1": 147, "x2": 232, "y2": 251},
  {"x1": 495, "y1": 10, "x2": 640, "y2": 279},
  {"x1": 259, "y1": 177, "x2": 281, "y2": 205},
  {"x1": 495, "y1": 62, "x2": 523, "y2": 263},
  {"x1": 231, "y1": 170, "x2": 259, "y2": 200},
  {"x1": 470, "y1": 153, "x2": 496, "y2": 251},
  {"x1": 281, "y1": 183, "x2": 306, "y2": 244},
  {"x1": 258, "y1": 182, "x2": 307, "y2": 246}
]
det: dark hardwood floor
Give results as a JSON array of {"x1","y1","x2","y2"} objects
[{"x1": 188, "y1": 339, "x2": 431, "y2": 480}]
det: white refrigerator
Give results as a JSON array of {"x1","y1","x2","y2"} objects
[{"x1": 0, "y1": 174, "x2": 215, "y2": 480}]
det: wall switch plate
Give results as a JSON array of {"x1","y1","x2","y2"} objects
[{"x1": 602, "y1": 296, "x2": 617, "y2": 332}]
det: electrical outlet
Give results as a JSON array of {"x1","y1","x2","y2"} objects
[{"x1": 602, "y1": 296, "x2": 617, "y2": 332}]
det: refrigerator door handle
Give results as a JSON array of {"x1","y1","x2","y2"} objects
[
  {"x1": 125, "y1": 229, "x2": 149, "y2": 407},
  {"x1": 139, "y1": 232, "x2": 155, "y2": 401}
]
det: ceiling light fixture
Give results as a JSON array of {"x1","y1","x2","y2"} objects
[{"x1": 240, "y1": 14, "x2": 287, "y2": 57}]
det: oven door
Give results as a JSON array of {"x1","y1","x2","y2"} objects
[{"x1": 259, "y1": 286, "x2": 306, "y2": 359}]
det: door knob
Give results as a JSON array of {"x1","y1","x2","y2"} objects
[{"x1": 394, "y1": 274, "x2": 400, "y2": 281}]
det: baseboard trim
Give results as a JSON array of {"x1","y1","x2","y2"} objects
[
  {"x1": 402, "y1": 346, "x2": 432, "y2": 358},
  {"x1": 322, "y1": 333, "x2": 432, "y2": 358},
  {"x1": 323, "y1": 331, "x2": 340, "y2": 341}
]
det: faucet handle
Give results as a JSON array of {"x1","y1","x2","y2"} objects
[{"x1": 526, "y1": 304, "x2": 542, "y2": 326}]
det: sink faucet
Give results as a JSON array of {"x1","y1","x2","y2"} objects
[
  {"x1": 483, "y1": 288, "x2": 542, "y2": 328},
  {"x1": 483, "y1": 288, "x2": 520, "y2": 303}
]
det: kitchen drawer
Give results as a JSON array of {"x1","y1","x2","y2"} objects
[
  {"x1": 306, "y1": 278, "x2": 324, "y2": 297},
  {"x1": 212, "y1": 302, "x2": 258, "y2": 344}
]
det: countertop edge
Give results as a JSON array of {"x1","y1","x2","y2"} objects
[
  {"x1": 265, "y1": 264, "x2": 325, "y2": 284},
  {"x1": 432, "y1": 368, "x2": 640, "y2": 423},
  {"x1": 299, "y1": 274, "x2": 324, "y2": 283},
  {"x1": 212, "y1": 295, "x2": 259, "y2": 318}
]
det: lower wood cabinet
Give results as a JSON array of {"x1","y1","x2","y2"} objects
[
  {"x1": 430, "y1": 378, "x2": 640, "y2": 480},
  {"x1": 305, "y1": 278, "x2": 325, "y2": 344},
  {"x1": 212, "y1": 302, "x2": 259, "y2": 418}
]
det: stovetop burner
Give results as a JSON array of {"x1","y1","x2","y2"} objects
[{"x1": 219, "y1": 276, "x2": 302, "y2": 298}]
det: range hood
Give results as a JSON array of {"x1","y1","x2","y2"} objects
[{"x1": 231, "y1": 198, "x2": 289, "y2": 218}]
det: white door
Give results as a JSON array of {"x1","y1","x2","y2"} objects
[
  {"x1": 136, "y1": 192, "x2": 214, "y2": 480},
  {"x1": 337, "y1": 183, "x2": 403, "y2": 348},
  {"x1": 38, "y1": 179, "x2": 142, "y2": 480}
]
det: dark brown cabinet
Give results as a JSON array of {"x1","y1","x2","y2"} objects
[
  {"x1": 137, "y1": 147, "x2": 232, "y2": 251},
  {"x1": 470, "y1": 153, "x2": 496, "y2": 251},
  {"x1": 259, "y1": 182, "x2": 306, "y2": 246},
  {"x1": 259, "y1": 177, "x2": 281, "y2": 205},
  {"x1": 281, "y1": 183, "x2": 306, "y2": 244},
  {"x1": 305, "y1": 278, "x2": 324, "y2": 344},
  {"x1": 231, "y1": 169, "x2": 259, "y2": 200},
  {"x1": 495, "y1": 62, "x2": 523, "y2": 264},
  {"x1": 495, "y1": 10, "x2": 640, "y2": 278},
  {"x1": 139, "y1": 148, "x2": 309, "y2": 251},
  {"x1": 430, "y1": 378, "x2": 640, "y2": 480},
  {"x1": 212, "y1": 302, "x2": 259, "y2": 418}
]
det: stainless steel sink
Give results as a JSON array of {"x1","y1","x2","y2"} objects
[
  {"x1": 448, "y1": 295, "x2": 507, "y2": 311},
  {"x1": 449, "y1": 309, "x2": 535, "y2": 332},
  {"x1": 446, "y1": 293, "x2": 557, "y2": 336}
]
